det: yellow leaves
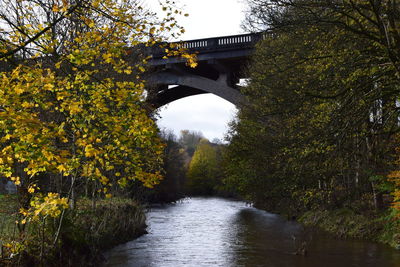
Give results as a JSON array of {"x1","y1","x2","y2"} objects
[
  {"x1": 105, "y1": 163, "x2": 114, "y2": 171},
  {"x1": 10, "y1": 176, "x2": 21, "y2": 186},
  {"x1": 43, "y1": 83, "x2": 54, "y2": 91},
  {"x1": 6, "y1": 155, "x2": 13, "y2": 164},
  {"x1": 92, "y1": 0, "x2": 101, "y2": 8},
  {"x1": 14, "y1": 86, "x2": 25, "y2": 95},
  {"x1": 389, "y1": 136, "x2": 400, "y2": 217},
  {"x1": 388, "y1": 169, "x2": 400, "y2": 216},
  {"x1": 25, "y1": 168, "x2": 38, "y2": 177},
  {"x1": 56, "y1": 164, "x2": 67, "y2": 172},
  {"x1": 67, "y1": 101, "x2": 83, "y2": 115},
  {"x1": 21, "y1": 101, "x2": 34, "y2": 108},
  {"x1": 3, "y1": 241, "x2": 25, "y2": 255},
  {"x1": 188, "y1": 61, "x2": 198, "y2": 68},
  {"x1": 0, "y1": 0, "x2": 170, "y2": 201},
  {"x1": 102, "y1": 53, "x2": 114, "y2": 64},
  {"x1": 24, "y1": 133, "x2": 34, "y2": 143},
  {"x1": 52, "y1": 4, "x2": 60, "y2": 12},
  {"x1": 82, "y1": 163, "x2": 93, "y2": 177},
  {"x1": 95, "y1": 167, "x2": 102, "y2": 177},
  {"x1": 124, "y1": 68, "x2": 132, "y2": 75},
  {"x1": 100, "y1": 176, "x2": 109, "y2": 185},
  {"x1": 59, "y1": 150, "x2": 70, "y2": 157},
  {"x1": 138, "y1": 66, "x2": 146, "y2": 73},
  {"x1": 42, "y1": 150, "x2": 56, "y2": 162},
  {"x1": 19, "y1": 208, "x2": 29, "y2": 217},
  {"x1": 76, "y1": 138, "x2": 88, "y2": 147},
  {"x1": 95, "y1": 101, "x2": 109, "y2": 112},
  {"x1": 181, "y1": 53, "x2": 198, "y2": 68},
  {"x1": 117, "y1": 177, "x2": 128, "y2": 187},
  {"x1": 388, "y1": 171, "x2": 400, "y2": 179},
  {"x1": 23, "y1": 193, "x2": 69, "y2": 221},
  {"x1": 85, "y1": 144, "x2": 100, "y2": 158}
]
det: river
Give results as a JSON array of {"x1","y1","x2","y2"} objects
[{"x1": 104, "y1": 197, "x2": 400, "y2": 267}]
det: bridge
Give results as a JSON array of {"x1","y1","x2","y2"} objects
[
  {"x1": 146, "y1": 32, "x2": 264, "y2": 108},
  {"x1": 0, "y1": 32, "x2": 264, "y2": 108}
]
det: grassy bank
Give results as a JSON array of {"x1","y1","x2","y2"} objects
[
  {"x1": 59, "y1": 197, "x2": 147, "y2": 266},
  {"x1": 0, "y1": 194, "x2": 19, "y2": 250},
  {"x1": 299, "y1": 208, "x2": 400, "y2": 249},
  {"x1": 0, "y1": 195, "x2": 147, "y2": 266}
]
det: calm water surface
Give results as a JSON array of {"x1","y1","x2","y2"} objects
[{"x1": 104, "y1": 197, "x2": 400, "y2": 267}]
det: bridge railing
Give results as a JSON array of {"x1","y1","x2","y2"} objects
[{"x1": 151, "y1": 32, "x2": 266, "y2": 58}]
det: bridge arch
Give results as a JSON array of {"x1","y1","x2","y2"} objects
[{"x1": 148, "y1": 69, "x2": 243, "y2": 108}]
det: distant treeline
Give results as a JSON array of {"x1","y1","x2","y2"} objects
[{"x1": 137, "y1": 129, "x2": 233, "y2": 203}]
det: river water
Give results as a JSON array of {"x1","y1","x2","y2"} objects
[{"x1": 104, "y1": 197, "x2": 400, "y2": 267}]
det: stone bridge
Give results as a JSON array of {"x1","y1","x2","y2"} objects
[{"x1": 147, "y1": 32, "x2": 264, "y2": 108}]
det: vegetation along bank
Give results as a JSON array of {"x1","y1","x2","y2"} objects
[{"x1": 220, "y1": 0, "x2": 400, "y2": 249}]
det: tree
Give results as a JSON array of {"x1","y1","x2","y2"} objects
[
  {"x1": 186, "y1": 139, "x2": 219, "y2": 195},
  {"x1": 138, "y1": 129, "x2": 188, "y2": 203},
  {"x1": 178, "y1": 129, "x2": 204, "y2": 157},
  {"x1": 0, "y1": 0, "x2": 194, "y2": 239},
  {"x1": 223, "y1": 0, "x2": 400, "y2": 213}
]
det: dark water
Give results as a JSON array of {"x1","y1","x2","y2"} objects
[{"x1": 104, "y1": 197, "x2": 400, "y2": 267}]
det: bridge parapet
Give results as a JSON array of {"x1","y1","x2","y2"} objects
[{"x1": 151, "y1": 32, "x2": 265, "y2": 59}]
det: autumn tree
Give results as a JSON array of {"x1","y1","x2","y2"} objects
[
  {"x1": 0, "y1": 1, "x2": 197, "y2": 256},
  {"x1": 388, "y1": 157, "x2": 400, "y2": 217},
  {"x1": 186, "y1": 139, "x2": 220, "y2": 195}
]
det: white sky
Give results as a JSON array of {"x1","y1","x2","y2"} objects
[{"x1": 147, "y1": 0, "x2": 247, "y2": 141}]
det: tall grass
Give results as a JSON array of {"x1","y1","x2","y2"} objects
[
  {"x1": 0, "y1": 194, "x2": 19, "y2": 259},
  {"x1": 0, "y1": 195, "x2": 147, "y2": 266}
]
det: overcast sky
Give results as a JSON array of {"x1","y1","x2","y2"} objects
[{"x1": 147, "y1": 0, "x2": 247, "y2": 141}]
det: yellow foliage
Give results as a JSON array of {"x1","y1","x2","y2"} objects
[
  {"x1": 25, "y1": 193, "x2": 69, "y2": 221},
  {"x1": 3, "y1": 241, "x2": 25, "y2": 256},
  {"x1": 0, "y1": 0, "x2": 191, "y2": 208},
  {"x1": 388, "y1": 173, "x2": 400, "y2": 217},
  {"x1": 389, "y1": 138, "x2": 400, "y2": 218}
]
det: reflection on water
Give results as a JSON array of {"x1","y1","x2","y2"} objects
[{"x1": 104, "y1": 197, "x2": 400, "y2": 267}]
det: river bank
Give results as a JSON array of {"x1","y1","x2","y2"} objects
[
  {"x1": 0, "y1": 196, "x2": 147, "y2": 266},
  {"x1": 249, "y1": 191, "x2": 400, "y2": 250},
  {"x1": 298, "y1": 208, "x2": 400, "y2": 250},
  {"x1": 58, "y1": 198, "x2": 147, "y2": 266}
]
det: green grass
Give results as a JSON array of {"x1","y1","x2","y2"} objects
[
  {"x1": 0, "y1": 194, "x2": 147, "y2": 265},
  {"x1": 0, "y1": 194, "x2": 19, "y2": 249},
  {"x1": 299, "y1": 208, "x2": 386, "y2": 240}
]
